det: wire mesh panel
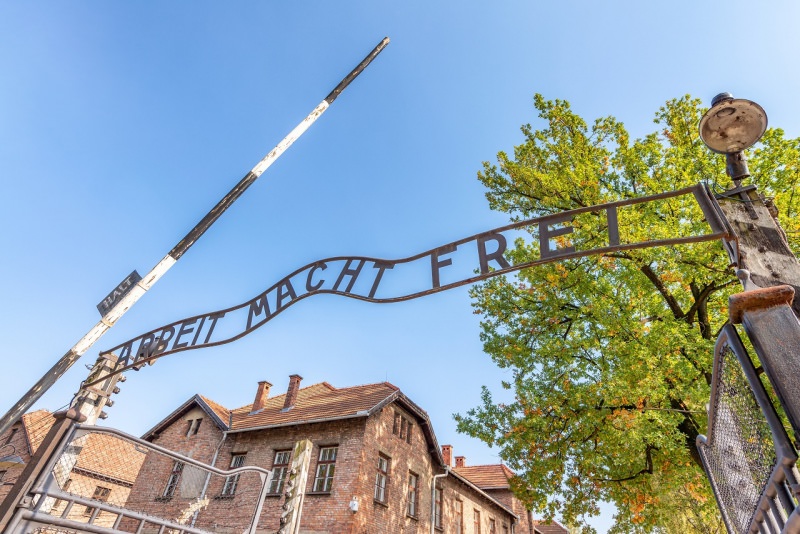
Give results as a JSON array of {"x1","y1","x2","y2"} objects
[
  {"x1": 16, "y1": 425, "x2": 270, "y2": 534},
  {"x1": 697, "y1": 324, "x2": 799, "y2": 534}
]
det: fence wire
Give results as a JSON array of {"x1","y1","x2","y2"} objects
[{"x1": 699, "y1": 344, "x2": 778, "y2": 533}]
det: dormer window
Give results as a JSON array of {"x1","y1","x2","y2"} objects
[
  {"x1": 392, "y1": 412, "x2": 413, "y2": 444},
  {"x1": 186, "y1": 418, "x2": 203, "y2": 437}
]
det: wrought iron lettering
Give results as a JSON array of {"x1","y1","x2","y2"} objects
[{"x1": 93, "y1": 185, "x2": 728, "y2": 382}]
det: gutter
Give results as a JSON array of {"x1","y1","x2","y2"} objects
[{"x1": 431, "y1": 467, "x2": 449, "y2": 534}]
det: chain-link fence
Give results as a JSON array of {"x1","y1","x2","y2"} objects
[
  {"x1": 697, "y1": 324, "x2": 800, "y2": 534},
  {"x1": 10, "y1": 425, "x2": 270, "y2": 534}
]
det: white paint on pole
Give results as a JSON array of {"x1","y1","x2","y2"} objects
[{"x1": 252, "y1": 101, "x2": 330, "y2": 178}]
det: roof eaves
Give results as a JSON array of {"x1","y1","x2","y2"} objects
[
  {"x1": 448, "y1": 469, "x2": 518, "y2": 519},
  {"x1": 366, "y1": 390, "x2": 401, "y2": 417},
  {"x1": 141, "y1": 394, "x2": 228, "y2": 440},
  {"x1": 394, "y1": 392, "x2": 443, "y2": 467},
  {"x1": 21, "y1": 410, "x2": 52, "y2": 455},
  {"x1": 228, "y1": 411, "x2": 371, "y2": 434},
  {"x1": 196, "y1": 396, "x2": 230, "y2": 431}
]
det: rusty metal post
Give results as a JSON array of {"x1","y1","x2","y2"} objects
[{"x1": 729, "y1": 279, "x2": 800, "y2": 439}]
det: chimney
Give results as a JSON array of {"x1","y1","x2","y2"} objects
[
  {"x1": 251, "y1": 381, "x2": 272, "y2": 413},
  {"x1": 283, "y1": 374, "x2": 303, "y2": 411},
  {"x1": 455, "y1": 456, "x2": 466, "y2": 468},
  {"x1": 442, "y1": 445, "x2": 453, "y2": 467}
]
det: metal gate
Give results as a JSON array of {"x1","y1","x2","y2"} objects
[
  {"x1": 5, "y1": 424, "x2": 271, "y2": 534},
  {"x1": 697, "y1": 324, "x2": 800, "y2": 533}
]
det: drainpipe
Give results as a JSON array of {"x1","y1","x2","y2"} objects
[
  {"x1": 191, "y1": 425, "x2": 229, "y2": 527},
  {"x1": 430, "y1": 466, "x2": 450, "y2": 534}
]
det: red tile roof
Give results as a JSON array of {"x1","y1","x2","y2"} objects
[
  {"x1": 229, "y1": 381, "x2": 399, "y2": 431},
  {"x1": 532, "y1": 519, "x2": 570, "y2": 534},
  {"x1": 74, "y1": 432, "x2": 146, "y2": 484},
  {"x1": 454, "y1": 464, "x2": 516, "y2": 489},
  {"x1": 21, "y1": 410, "x2": 56, "y2": 453},
  {"x1": 199, "y1": 394, "x2": 232, "y2": 425}
]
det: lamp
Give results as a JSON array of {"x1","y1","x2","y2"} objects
[
  {"x1": 699, "y1": 93, "x2": 768, "y2": 187},
  {"x1": 0, "y1": 444, "x2": 25, "y2": 469}
]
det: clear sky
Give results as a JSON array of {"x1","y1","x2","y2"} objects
[{"x1": 2, "y1": 2, "x2": 800, "y2": 531}]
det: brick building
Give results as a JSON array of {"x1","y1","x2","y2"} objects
[
  {"x1": 0, "y1": 410, "x2": 54, "y2": 504},
  {"x1": 0, "y1": 410, "x2": 145, "y2": 528},
  {"x1": 125, "y1": 375, "x2": 569, "y2": 534}
]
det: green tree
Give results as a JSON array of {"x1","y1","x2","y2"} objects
[{"x1": 455, "y1": 94, "x2": 800, "y2": 532}]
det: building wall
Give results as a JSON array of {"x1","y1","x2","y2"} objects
[
  {"x1": 124, "y1": 402, "x2": 519, "y2": 534},
  {"x1": 223, "y1": 417, "x2": 369, "y2": 534},
  {"x1": 352, "y1": 404, "x2": 438, "y2": 534},
  {"x1": 443, "y1": 478, "x2": 516, "y2": 534},
  {"x1": 122, "y1": 406, "x2": 228, "y2": 530},
  {"x1": 0, "y1": 420, "x2": 31, "y2": 505},
  {"x1": 483, "y1": 488, "x2": 533, "y2": 534},
  {"x1": 49, "y1": 470, "x2": 134, "y2": 528}
]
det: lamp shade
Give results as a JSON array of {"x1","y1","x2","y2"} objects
[
  {"x1": 699, "y1": 97, "x2": 768, "y2": 154},
  {"x1": 0, "y1": 454, "x2": 25, "y2": 469}
]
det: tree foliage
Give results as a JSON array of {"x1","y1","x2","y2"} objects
[{"x1": 455, "y1": 95, "x2": 800, "y2": 532}]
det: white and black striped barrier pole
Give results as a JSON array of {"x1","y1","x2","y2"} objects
[{"x1": 0, "y1": 37, "x2": 390, "y2": 437}]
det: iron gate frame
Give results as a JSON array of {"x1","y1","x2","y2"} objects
[
  {"x1": 5, "y1": 423, "x2": 272, "y2": 534},
  {"x1": 697, "y1": 324, "x2": 800, "y2": 533}
]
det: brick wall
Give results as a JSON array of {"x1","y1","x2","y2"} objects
[
  {"x1": 483, "y1": 488, "x2": 533, "y2": 534},
  {"x1": 444, "y1": 477, "x2": 517, "y2": 534},
  {"x1": 124, "y1": 400, "x2": 519, "y2": 534},
  {"x1": 351, "y1": 404, "x2": 437, "y2": 534},
  {"x1": 0, "y1": 420, "x2": 33, "y2": 505},
  {"x1": 122, "y1": 406, "x2": 228, "y2": 530}
]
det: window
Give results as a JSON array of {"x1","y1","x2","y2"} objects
[
  {"x1": 434, "y1": 486, "x2": 443, "y2": 529},
  {"x1": 222, "y1": 454, "x2": 246, "y2": 496},
  {"x1": 312, "y1": 446, "x2": 337, "y2": 492},
  {"x1": 54, "y1": 478, "x2": 72, "y2": 508},
  {"x1": 489, "y1": 518, "x2": 496, "y2": 534},
  {"x1": 268, "y1": 450, "x2": 291, "y2": 494},
  {"x1": 84, "y1": 486, "x2": 111, "y2": 516},
  {"x1": 406, "y1": 472, "x2": 418, "y2": 517},
  {"x1": 374, "y1": 455, "x2": 390, "y2": 503},
  {"x1": 502, "y1": 524, "x2": 509, "y2": 534},
  {"x1": 474, "y1": 510, "x2": 481, "y2": 534},
  {"x1": 392, "y1": 412, "x2": 413, "y2": 444},
  {"x1": 5, "y1": 428, "x2": 17, "y2": 445},
  {"x1": 186, "y1": 418, "x2": 202, "y2": 437},
  {"x1": 162, "y1": 461, "x2": 184, "y2": 498},
  {"x1": 454, "y1": 499, "x2": 464, "y2": 534}
]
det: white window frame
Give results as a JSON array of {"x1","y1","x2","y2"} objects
[
  {"x1": 312, "y1": 446, "x2": 337, "y2": 493},
  {"x1": 268, "y1": 450, "x2": 292, "y2": 494},
  {"x1": 162, "y1": 461, "x2": 183, "y2": 498},
  {"x1": 374, "y1": 455, "x2": 389, "y2": 503},
  {"x1": 221, "y1": 454, "x2": 246, "y2": 496}
]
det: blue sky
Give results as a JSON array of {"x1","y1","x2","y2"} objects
[{"x1": 2, "y1": 2, "x2": 800, "y2": 531}]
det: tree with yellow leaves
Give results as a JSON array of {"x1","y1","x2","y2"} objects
[{"x1": 456, "y1": 94, "x2": 800, "y2": 532}]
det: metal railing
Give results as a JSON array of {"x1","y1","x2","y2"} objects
[
  {"x1": 697, "y1": 324, "x2": 800, "y2": 533},
  {"x1": 6, "y1": 425, "x2": 271, "y2": 534}
]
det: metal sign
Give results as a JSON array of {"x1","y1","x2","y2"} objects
[
  {"x1": 96, "y1": 271, "x2": 142, "y2": 316},
  {"x1": 92, "y1": 184, "x2": 729, "y2": 384}
]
